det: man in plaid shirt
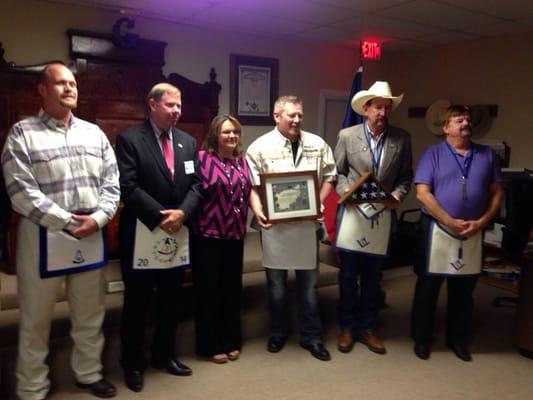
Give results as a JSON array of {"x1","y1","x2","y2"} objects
[{"x1": 1, "y1": 62, "x2": 120, "y2": 399}]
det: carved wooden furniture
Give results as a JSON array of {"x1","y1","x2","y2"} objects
[{"x1": 0, "y1": 30, "x2": 221, "y2": 272}]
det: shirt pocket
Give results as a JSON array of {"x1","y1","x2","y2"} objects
[
  {"x1": 75, "y1": 146, "x2": 104, "y2": 177},
  {"x1": 30, "y1": 149, "x2": 66, "y2": 182}
]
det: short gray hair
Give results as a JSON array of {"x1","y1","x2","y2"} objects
[{"x1": 274, "y1": 95, "x2": 302, "y2": 114}]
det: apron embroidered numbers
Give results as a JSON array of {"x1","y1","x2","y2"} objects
[
  {"x1": 39, "y1": 228, "x2": 107, "y2": 278},
  {"x1": 132, "y1": 219, "x2": 190, "y2": 270},
  {"x1": 334, "y1": 203, "x2": 391, "y2": 257},
  {"x1": 426, "y1": 220, "x2": 482, "y2": 276}
]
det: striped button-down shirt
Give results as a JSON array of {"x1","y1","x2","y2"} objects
[{"x1": 1, "y1": 109, "x2": 120, "y2": 230}]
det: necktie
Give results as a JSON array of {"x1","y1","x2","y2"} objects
[{"x1": 161, "y1": 131, "x2": 174, "y2": 177}]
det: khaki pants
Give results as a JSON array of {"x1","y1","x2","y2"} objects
[{"x1": 16, "y1": 218, "x2": 106, "y2": 400}]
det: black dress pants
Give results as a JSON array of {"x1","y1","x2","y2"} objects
[
  {"x1": 192, "y1": 234, "x2": 244, "y2": 356},
  {"x1": 120, "y1": 265, "x2": 184, "y2": 370},
  {"x1": 411, "y1": 273, "x2": 477, "y2": 346}
]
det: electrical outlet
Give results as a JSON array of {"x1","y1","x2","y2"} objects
[{"x1": 107, "y1": 280, "x2": 125, "y2": 293}]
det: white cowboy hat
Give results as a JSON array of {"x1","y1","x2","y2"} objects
[{"x1": 351, "y1": 81, "x2": 404, "y2": 115}]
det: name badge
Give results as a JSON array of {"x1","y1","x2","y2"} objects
[
  {"x1": 184, "y1": 160, "x2": 195, "y2": 174},
  {"x1": 132, "y1": 219, "x2": 190, "y2": 270}
]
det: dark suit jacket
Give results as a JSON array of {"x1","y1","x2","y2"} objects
[
  {"x1": 334, "y1": 124, "x2": 413, "y2": 201},
  {"x1": 115, "y1": 119, "x2": 203, "y2": 267}
]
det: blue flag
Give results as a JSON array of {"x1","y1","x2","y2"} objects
[{"x1": 342, "y1": 65, "x2": 363, "y2": 129}]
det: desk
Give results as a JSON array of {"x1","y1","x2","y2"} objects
[{"x1": 481, "y1": 243, "x2": 520, "y2": 294}]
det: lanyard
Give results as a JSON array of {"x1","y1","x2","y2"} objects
[
  {"x1": 445, "y1": 141, "x2": 474, "y2": 200},
  {"x1": 363, "y1": 123, "x2": 386, "y2": 175}
]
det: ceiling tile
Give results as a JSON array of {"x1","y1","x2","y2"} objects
[
  {"x1": 436, "y1": 0, "x2": 533, "y2": 20},
  {"x1": 310, "y1": 0, "x2": 416, "y2": 12},
  {"x1": 461, "y1": 21, "x2": 533, "y2": 37},
  {"x1": 184, "y1": 5, "x2": 315, "y2": 37},
  {"x1": 48, "y1": 0, "x2": 214, "y2": 20},
  {"x1": 291, "y1": 26, "x2": 362, "y2": 42},
  {"x1": 214, "y1": 0, "x2": 359, "y2": 25},
  {"x1": 335, "y1": 14, "x2": 440, "y2": 39},
  {"x1": 380, "y1": 0, "x2": 504, "y2": 30},
  {"x1": 415, "y1": 30, "x2": 479, "y2": 45}
]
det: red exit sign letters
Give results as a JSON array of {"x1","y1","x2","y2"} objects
[{"x1": 361, "y1": 41, "x2": 381, "y2": 60}]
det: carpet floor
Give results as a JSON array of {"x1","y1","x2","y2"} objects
[{"x1": 33, "y1": 269, "x2": 533, "y2": 400}]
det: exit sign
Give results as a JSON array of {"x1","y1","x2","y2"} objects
[{"x1": 361, "y1": 41, "x2": 381, "y2": 60}]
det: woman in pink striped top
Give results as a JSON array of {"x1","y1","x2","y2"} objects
[{"x1": 191, "y1": 114, "x2": 253, "y2": 363}]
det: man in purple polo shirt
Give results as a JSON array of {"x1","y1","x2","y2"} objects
[{"x1": 411, "y1": 105, "x2": 503, "y2": 362}]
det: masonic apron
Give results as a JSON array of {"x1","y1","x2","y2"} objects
[
  {"x1": 262, "y1": 221, "x2": 317, "y2": 270},
  {"x1": 33, "y1": 221, "x2": 106, "y2": 279},
  {"x1": 335, "y1": 203, "x2": 391, "y2": 257},
  {"x1": 426, "y1": 219, "x2": 482, "y2": 276},
  {"x1": 131, "y1": 218, "x2": 190, "y2": 270}
]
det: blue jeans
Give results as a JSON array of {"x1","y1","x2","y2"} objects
[
  {"x1": 266, "y1": 268, "x2": 322, "y2": 345},
  {"x1": 338, "y1": 251, "x2": 383, "y2": 332}
]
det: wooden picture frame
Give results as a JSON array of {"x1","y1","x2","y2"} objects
[
  {"x1": 230, "y1": 54, "x2": 279, "y2": 125},
  {"x1": 260, "y1": 171, "x2": 321, "y2": 223}
]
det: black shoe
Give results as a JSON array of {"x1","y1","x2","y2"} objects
[
  {"x1": 414, "y1": 343, "x2": 430, "y2": 360},
  {"x1": 152, "y1": 358, "x2": 193, "y2": 376},
  {"x1": 267, "y1": 336, "x2": 287, "y2": 353},
  {"x1": 124, "y1": 369, "x2": 143, "y2": 392},
  {"x1": 448, "y1": 344, "x2": 472, "y2": 362},
  {"x1": 300, "y1": 342, "x2": 331, "y2": 361},
  {"x1": 76, "y1": 378, "x2": 117, "y2": 398}
]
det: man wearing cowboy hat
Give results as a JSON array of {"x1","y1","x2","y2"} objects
[
  {"x1": 334, "y1": 81, "x2": 413, "y2": 355},
  {"x1": 411, "y1": 105, "x2": 503, "y2": 362}
]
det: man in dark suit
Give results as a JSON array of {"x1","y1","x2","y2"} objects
[
  {"x1": 115, "y1": 83, "x2": 203, "y2": 392},
  {"x1": 334, "y1": 81, "x2": 413, "y2": 355}
]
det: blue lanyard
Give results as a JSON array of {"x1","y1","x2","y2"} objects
[
  {"x1": 445, "y1": 141, "x2": 474, "y2": 199},
  {"x1": 363, "y1": 123, "x2": 386, "y2": 175},
  {"x1": 445, "y1": 141, "x2": 473, "y2": 178}
]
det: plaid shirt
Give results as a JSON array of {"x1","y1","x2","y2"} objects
[{"x1": 1, "y1": 109, "x2": 120, "y2": 230}]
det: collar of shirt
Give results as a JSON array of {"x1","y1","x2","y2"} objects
[
  {"x1": 273, "y1": 127, "x2": 301, "y2": 146},
  {"x1": 364, "y1": 122, "x2": 386, "y2": 153},
  {"x1": 365, "y1": 122, "x2": 385, "y2": 143},
  {"x1": 38, "y1": 108, "x2": 75, "y2": 132},
  {"x1": 150, "y1": 118, "x2": 173, "y2": 150}
]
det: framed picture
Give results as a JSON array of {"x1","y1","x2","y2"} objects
[
  {"x1": 230, "y1": 54, "x2": 279, "y2": 125},
  {"x1": 259, "y1": 171, "x2": 321, "y2": 224}
]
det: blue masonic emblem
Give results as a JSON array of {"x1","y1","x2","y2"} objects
[{"x1": 72, "y1": 250, "x2": 85, "y2": 264}]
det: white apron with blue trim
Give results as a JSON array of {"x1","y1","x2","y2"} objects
[
  {"x1": 427, "y1": 220, "x2": 482, "y2": 276},
  {"x1": 132, "y1": 219, "x2": 190, "y2": 270},
  {"x1": 40, "y1": 227, "x2": 106, "y2": 278},
  {"x1": 335, "y1": 203, "x2": 391, "y2": 257}
]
